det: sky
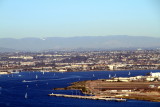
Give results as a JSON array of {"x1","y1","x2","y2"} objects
[{"x1": 0, "y1": 0, "x2": 160, "y2": 38}]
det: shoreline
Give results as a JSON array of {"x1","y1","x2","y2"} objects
[
  {"x1": 21, "y1": 68, "x2": 160, "y2": 73},
  {"x1": 0, "y1": 72, "x2": 10, "y2": 75},
  {"x1": 0, "y1": 68, "x2": 159, "y2": 74},
  {"x1": 53, "y1": 80, "x2": 160, "y2": 102}
]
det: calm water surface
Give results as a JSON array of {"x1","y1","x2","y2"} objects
[{"x1": 0, "y1": 70, "x2": 160, "y2": 107}]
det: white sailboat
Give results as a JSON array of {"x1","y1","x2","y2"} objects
[
  {"x1": 114, "y1": 74, "x2": 116, "y2": 77},
  {"x1": 22, "y1": 80, "x2": 31, "y2": 82},
  {"x1": 93, "y1": 74, "x2": 95, "y2": 77},
  {"x1": 22, "y1": 80, "x2": 26, "y2": 82},
  {"x1": 43, "y1": 71, "x2": 45, "y2": 75},
  {"x1": 128, "y1": 72, "x2": 131, "y2": 75},
  {"x1": 109, "y1": 74, "x2": 111, "y2": 78},
  {"x1": 36, "y1": 75, "x2": 38, "y2": 79},
  {"x1": 25, "y1": 93, "x2": 28, "y2": 99}
]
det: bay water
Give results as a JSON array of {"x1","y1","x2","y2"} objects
[{"x1": 0, "y1": 70, "x2": 160, "y2": 107}]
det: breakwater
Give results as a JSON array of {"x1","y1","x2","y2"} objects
[{"x1": 48, "y1": 93, "x2": 126, "y2": 102}]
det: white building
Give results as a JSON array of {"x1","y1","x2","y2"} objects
[
  {"x1": 20, "y1": 62, "x2": 35, "y2": 66},
  {"x1": 108, "y1": 65, "x2": 116, "y2": 70},
  {"x1": 9, "y1": 56, "x2": 33, "y2": 60},
  {"x1": 146, "y1": 76, "x2": 155, "y2": 81},
  {"x1": 150, "y1": 72, "x2": 160, "y2": 77}
]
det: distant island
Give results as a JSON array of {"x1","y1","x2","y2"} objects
[{"x1": 54, "y1": 72, "x2": 160, "y2": 102}]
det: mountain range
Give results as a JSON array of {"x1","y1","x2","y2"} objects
[{"x1": 0, "y1": 35, "x2": 160, "y2": 52}]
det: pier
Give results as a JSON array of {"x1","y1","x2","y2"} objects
[{"x1": 48, "y1": 93, "x2": 126, "y2": 102}]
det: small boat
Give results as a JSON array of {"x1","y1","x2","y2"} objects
[
  {"x1": 22, "y1": 80, "x2": 31, "y2": 82},
  {"x1": 128, "y1": 72, "x2": 131, "y2": 75},
  {"x1": 114, "y1": 74, "x2": 116, "y2": 77},
  {"x1": 22, "y1": 80, "x2": 26, "y2": 82},
  {"x1": 93, "y1": 74, "x2": 95, "y2": 77},
  {"x1": 36, "y1": 75, "x2": 38, "y2": 79},
  {"x1": 115, "y1": 98, "x2": 127, "y2": 102},
  {"x1": 109, "y1": 74, "x2": 111, "y2": 78},
  {"x1": 25, "y1": 93, "x2": 28, "y2": 99}
]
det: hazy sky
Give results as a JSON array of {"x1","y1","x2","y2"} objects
[{"x1": 0, "y1": 0, "x2": 160, "y2": 38}]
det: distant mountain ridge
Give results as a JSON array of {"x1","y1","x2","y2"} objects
[
  {"x1": 0, "y1": 35, "x2": 160, "y2": 52},
  {"x1": 0, "y1": 47, "x2": 17, "y2": 52}
]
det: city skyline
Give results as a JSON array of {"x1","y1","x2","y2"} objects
[{"x1": 0, "y1": 0, "x2": 160, "y2": 38}]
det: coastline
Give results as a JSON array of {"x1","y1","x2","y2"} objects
[
  {"x1": 1, "y1": 67, "x2": 159, "y2": 74},
  {"x1": 53, "y1": 79, "x2": 160, "y2": 102},
  {"x1": 25, "y1": 68, "x2": 160, "y2": 73},
  {"x1": 0, "y1": 72, "x2": 10, "y2": 75}
]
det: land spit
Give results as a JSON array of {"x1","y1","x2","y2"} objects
[
  {"x1": 53, "y1": 80, "x2": 160, "y2": 102},
  {"x1": 48, "y1": 93, "x2": 126, "y2": 102}
]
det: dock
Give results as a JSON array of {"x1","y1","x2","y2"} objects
[{"x1": 48, "y1": 93, "x2": 126, "y2": 102}]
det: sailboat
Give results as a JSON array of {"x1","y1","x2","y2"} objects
[
  {"x1": 25, "y1": 93, "x2": 28, "y2": 99},
  {"x1": 36, "y1": 75, "x2": 38, "y2": 79},
  {"x1": 22, "y1": 80, "x2": 31, "y2": 82},
  {"x1": 109, "y1": 74, "x2": 111, "y2": 78},
  {"x1": 43, "y1": 71, "x2": 45, "y2": 75},
  {"x1": 93, "y1": 74, "x2": 95, "y2": 77},
  {"x1": 114, "y1": 74, "x2": 116, "y2": 77},
  {"x1": 128, "y1": 72, "x2": 131, "y2": 75}
]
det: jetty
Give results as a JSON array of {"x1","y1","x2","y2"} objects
[{"x1": 48, "y1": 93, "x2": 126, "y2": 102}]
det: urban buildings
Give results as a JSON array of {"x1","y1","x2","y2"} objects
[{"x1": 0, "y1": 49, "x2": 160, "y2": 73}]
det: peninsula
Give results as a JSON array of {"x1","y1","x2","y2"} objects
[{"x1": 53, "y1": 72, "x2": 160, "y2": 102}]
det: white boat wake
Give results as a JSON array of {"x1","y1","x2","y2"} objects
[{"x1": 22, "y1": 75, "x2": 89, "y2": 83}]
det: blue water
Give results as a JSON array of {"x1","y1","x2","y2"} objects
[{"x1": 0, "y1": 70, "x2": 160, "y2": 107}]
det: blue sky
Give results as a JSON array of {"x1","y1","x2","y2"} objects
[{"x1": 0, "y1": 0, "x2": 160, "y2": 38}]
